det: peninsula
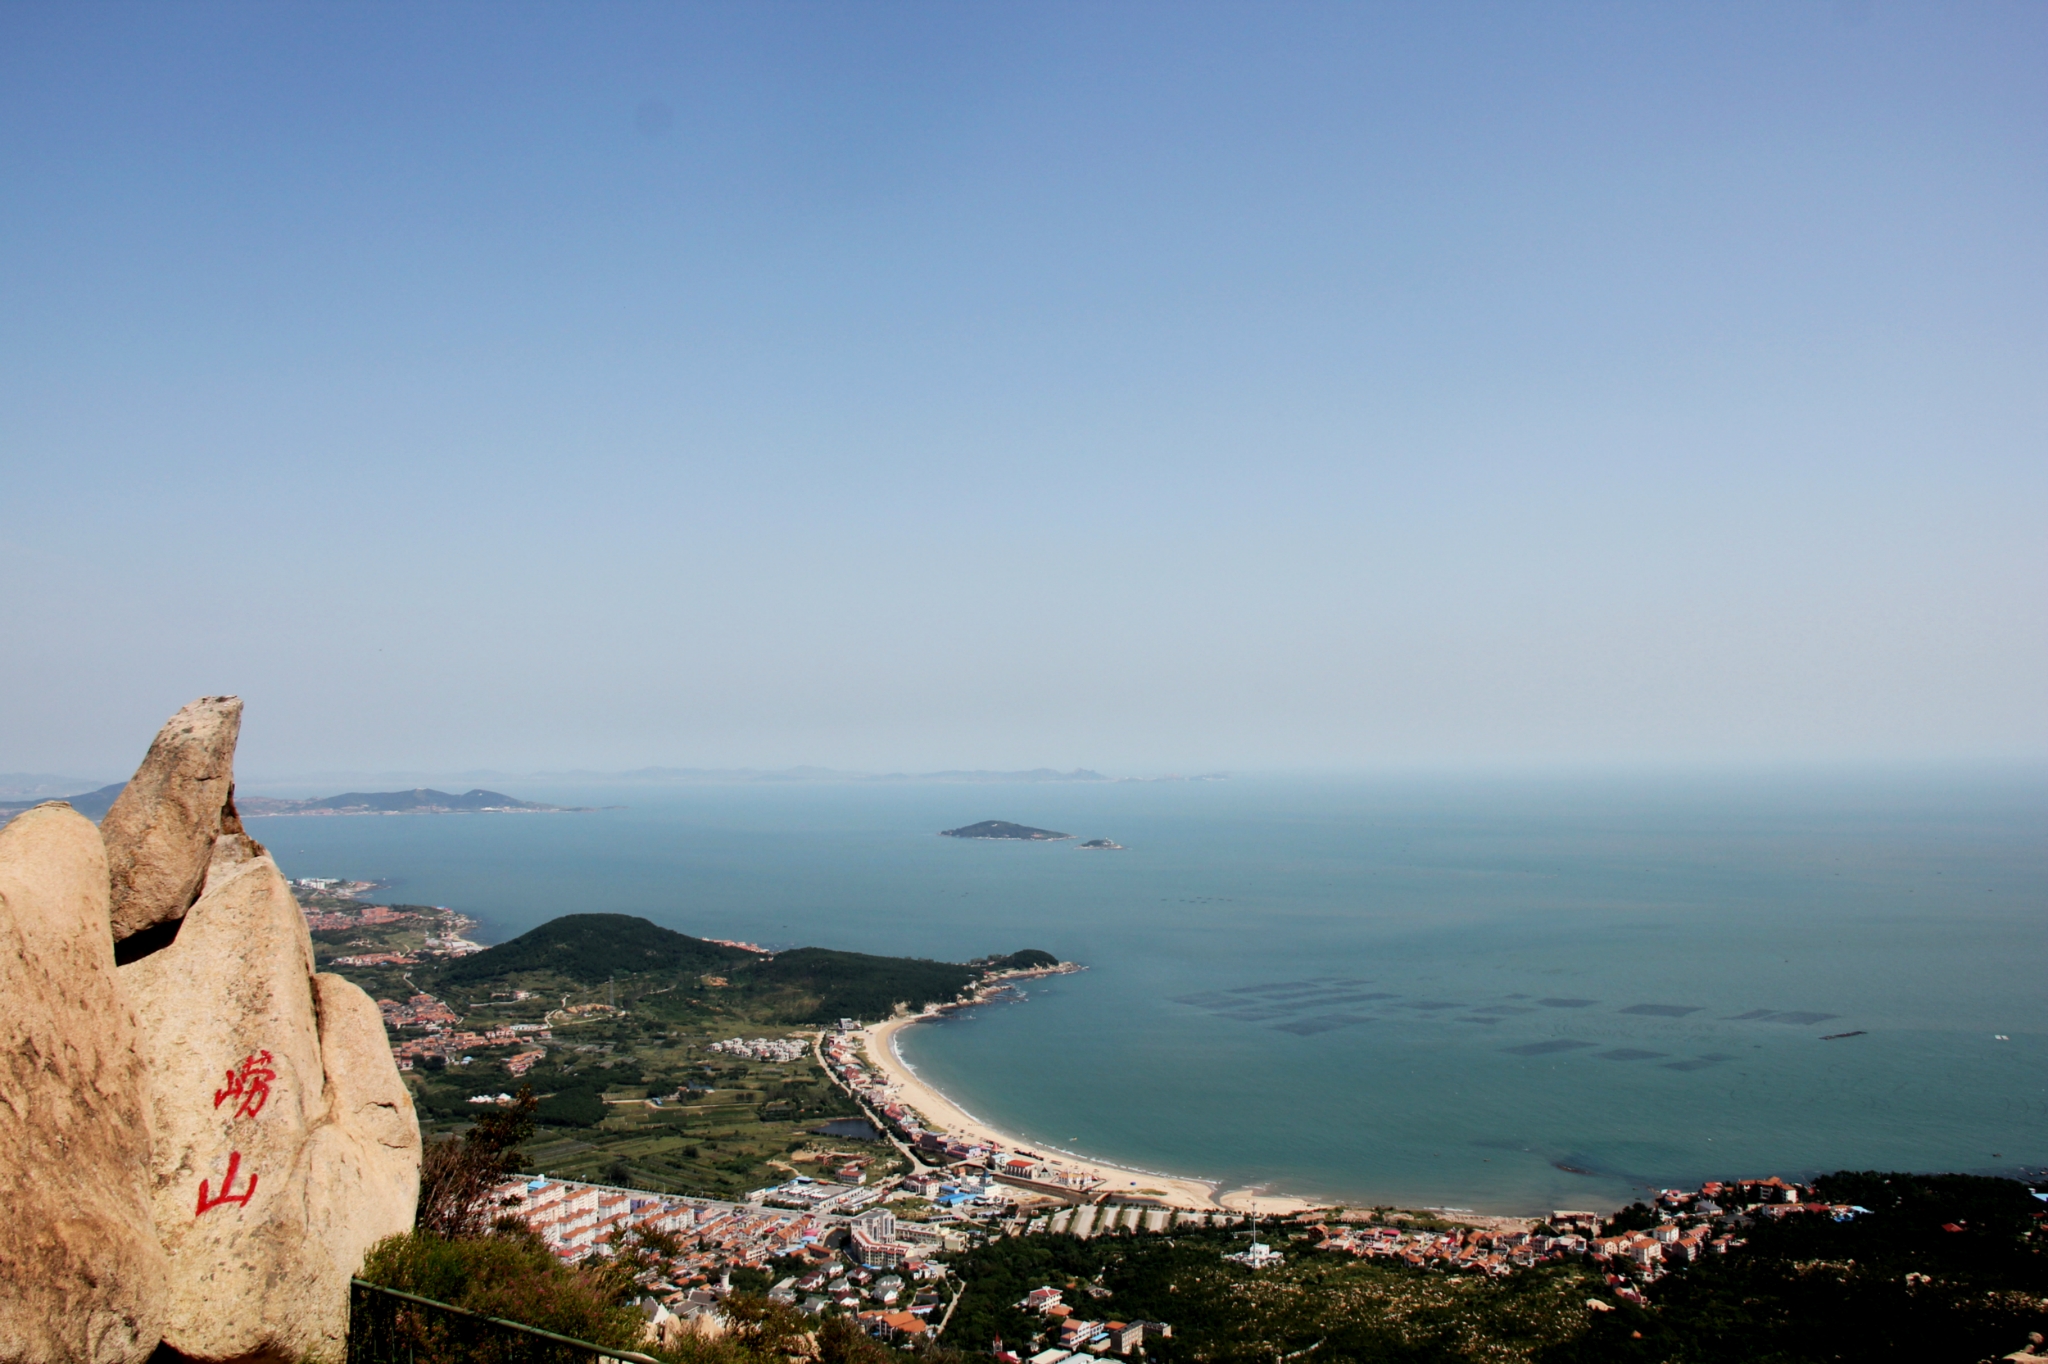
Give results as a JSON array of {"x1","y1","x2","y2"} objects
[{"x1": 939, "y1": 820, "x2": 1071, "y2": 841}]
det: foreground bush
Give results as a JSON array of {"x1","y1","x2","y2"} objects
[{"x1": 360, "y1": 1228, "x2": 642, "y2": 1349}]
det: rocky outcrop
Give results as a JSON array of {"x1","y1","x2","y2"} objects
[
  {"x1": 1, "y1": 697, "x2": 423, "y2": 1362},
  {"x1": 101, "y1": 696, "x2": 243, "y2": 942},
  {"x1": 0, "y1": 804, "x2": 168, "y2": 1364},
  {"x1": 122, "y1": 837, "x2": 415, "y2": 1362},
  {"x1": 122, "y1": 841, "x2": 332, "y2": 1361},
  {"x1": 304, "y1": 972, "x2": 423, "y2": 1299}
]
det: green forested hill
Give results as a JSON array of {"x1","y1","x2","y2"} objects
[
  {"x1": 429, "y1": 912, "x2": 1042, "y2": 1024},
  {"x1": 980, "y1": 948, "x2": 1059, "y2": 971},
  {"x1": 736, "y1": 947, "x2": 978, "y2": 1022},
  {"x1": 434, "y1": 913, "x2": 754, "y2": 990}
]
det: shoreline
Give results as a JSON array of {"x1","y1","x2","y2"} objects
[{"x1": 860, "y1": 1004, "x2": 1318, "y2": 1216}]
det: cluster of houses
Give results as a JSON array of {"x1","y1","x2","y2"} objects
[
  {"x1": 1315, "y1": 1220, "x2": 1601, "y2": 1273},
  {"x1": 488, "y1": 1175, "x2": 959, "y2": 1350},
  {"x1": 1306, "y1": 1177, "x2": 1861, "y2": 1288},
  {"x1": 332, "y1": 949, "x2": 419, "y2": 967},
  {"x1": 379, "y1": 993, "x2": 460, "y2": 1028},
  {"x1": 492, "y1": 1176, "x2": 830, "y2": 1271},
  {"x1": 303, "y1": 901, "x2": 418, "y2": 933},
  {"x1": 1006, "y1": 1287, "x2": 1171, "y2": 1364},
  {"x1": 291, "y1": 876, "x2": 376, "y2": 896},
  {"x1": 709, "y1": 1035, "x2": 811, "y2": 1063},
  {"x1": 378, "y1": 990, "x2": 551, "y2": 1070},
  {"x1": 313, "y1": 898, "x2": 487, "y2": 962},
  {"x1": 771, "y1": 1260, "x2": 950, "y2": 1346}
]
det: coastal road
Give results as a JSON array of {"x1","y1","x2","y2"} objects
[{"x1": 812, "y1": 1030, "x2": 934, "y2": 1174}]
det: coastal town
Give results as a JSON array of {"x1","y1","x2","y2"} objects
[
  {"x1": 450, "y1": 987, "x2": 1893, "y2": 1354},
  {"x1": 472, "y1": 1091, "x2": 1885, "y2": 1353},
  {"x1": 294, "y1": 884, "x2": 2022, "y2": 1356},
  {"x1": 293, "y1": 876, "x2": 489, "y2": 966}
]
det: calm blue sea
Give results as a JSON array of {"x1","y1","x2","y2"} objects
[{"x1": 247, "y1": 771, "x2": 2047, "y2": 1214}]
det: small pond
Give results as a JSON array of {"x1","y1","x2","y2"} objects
[{"x1": 811, "y1": 1118, "x2": 883, "y2": 1141}]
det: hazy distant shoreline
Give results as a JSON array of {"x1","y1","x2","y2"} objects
[{"x1": 232, "y1": 766, "x2": 1229, "y2": 791}]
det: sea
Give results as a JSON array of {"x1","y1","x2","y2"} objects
[{"x1": 246, "y1": 770, "x2": 2048, "y2": 1215}]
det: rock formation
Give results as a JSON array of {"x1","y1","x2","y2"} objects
[
  {"x1": 0, "y1": 698, "x2": 422, "y2": 1363},
  {"x1": 303, "y1": 972, "x2": 425, "y2": 1311},
  {"x1": 101, "y1": 695, "x2": 243, "y2": 942},
  {"x1": 0, "y1": 804, "x2": 168, "y2": 1364},
  {"x1": 121, "y1": 841, "x2": 419, "y2": 1362}
]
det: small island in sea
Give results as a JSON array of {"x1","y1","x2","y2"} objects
[
  {"x1": 939, "y1": 819, "x2": 1072, "y2": 840},
  {"x1": 1078, "y1": 837, "x2": 1124, "y2": 850}
]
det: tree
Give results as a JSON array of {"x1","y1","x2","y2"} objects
[
  {"x1": 416, "y1": 1087, "x2": 538, "y2": 1238},
  {"x1": 360, "y1": 1228, "x2": 641, "y2": 1351},
  {"x1": 586, "y1": 1223, "x2": 684, "y2": 1306}
]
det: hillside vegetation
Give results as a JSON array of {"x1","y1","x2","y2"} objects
[
  {"x1": 429, "y1": 914, "x2": 992, "y2": 1024},
  {"x1": 944, "y1": 1172, "x2": 2047, "y2": 1364},
  {"x1": 436, "y1": 913, "x2": 754, "y2": 991},
  {"x1": 738, "y1": 947, "x2": 978, "y2": 1022}
]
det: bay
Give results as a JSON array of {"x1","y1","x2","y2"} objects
[{"x1": 248, "y1": 770, "x2": 2048, "y2": 1214}]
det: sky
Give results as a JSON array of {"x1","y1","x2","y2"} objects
[{"x1": 1, "y1": 1, "x2": 2042, "y2": 780}]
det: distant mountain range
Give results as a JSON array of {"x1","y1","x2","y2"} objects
[
  {"x1": 0, "y1": 773, "x2": 115, "y2": 801},
  {"x1": 3, "y1": 783, "x2": 585, "y2": 828},
  {"x1": 229, "y1": 767, "x2": 1227, "y2": 787},
  {"x1": 529, "y1": 766, "x2": 1120, "y2": 784},
  {"x1": 236, "y1": 788, "x2": 578, "y2": 816},
  {"x1": 4, "y1": 766, "x2": 1227, "y2": 828},
  {"x1": 0, "y1": 782, "x2": 127, "y2": 824}
]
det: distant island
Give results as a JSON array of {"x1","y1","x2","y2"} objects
[
  {"x1": 1078, "y1": 838, "x2": 1124, "y2": 850},
  {"x1": 940, "y1": 820, "x2": 1072, "y2": 841},
  {"x1": 238, "y1": 788, "x2": 588, "y2": 816}
]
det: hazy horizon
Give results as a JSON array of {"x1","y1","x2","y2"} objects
[
  {"x1": 4, "y1": 3, "x2": 2042, "y2": 777},
  {"x1": 11, "y1": 758, "x2": 2046, "y2": 807}
]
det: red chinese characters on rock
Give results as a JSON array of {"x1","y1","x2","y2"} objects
[
  {"x1": 197, "y1": 1048, "x2": 277, "y2": 1217},
  {"x1": 195, "y1": 1149, "x2": 258, "y2": 1215},
  {"x1": 213, "y1": 1048, "x2": 277, "y2": 1120}
]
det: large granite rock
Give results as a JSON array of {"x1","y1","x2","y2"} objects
[
  {"x1": 0, "y1": 804, "x2": 168, "y2": 1364},
  {"x1": 101, "y1": 696, "x2": 243, "y2": 942},
  {"x1": 122, "y1": 837, "x2": 417, "y2": 1362},
  {"x1": 305, "y1": 972, "x2": 422, "y2": 1287}
]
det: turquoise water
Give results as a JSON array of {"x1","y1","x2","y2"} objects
[{"x1": 248, "y1": 771, "x2": 2048, "y2": 1214}]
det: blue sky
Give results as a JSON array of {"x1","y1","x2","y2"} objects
[{"x1": 2, "y1": 2, "x2": 2042, "y2": 777}]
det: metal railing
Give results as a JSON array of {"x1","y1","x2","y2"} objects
[{"x1": 348, "y1": 1279, "x2": 662, "y2": 1364}]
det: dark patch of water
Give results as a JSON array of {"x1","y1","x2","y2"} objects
[
  {"x1": 812, "y1": 1119, "x2": 883, "y2": 1141},
  {"x1": 1506, "y1": 1039, "x2": 1596, "y2": 1056}
]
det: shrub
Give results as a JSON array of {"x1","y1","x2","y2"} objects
[
  {"x1": 416, "y1": 1088, "x2": 536, "y2": 1238},
  {"x1": 360, "y1": 1228, "x2": 640, "y2": 1347}
]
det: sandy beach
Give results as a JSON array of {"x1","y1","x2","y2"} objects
[{"x1": 861, "y1": 1011, "x2": 1315, "y2": 1215}]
